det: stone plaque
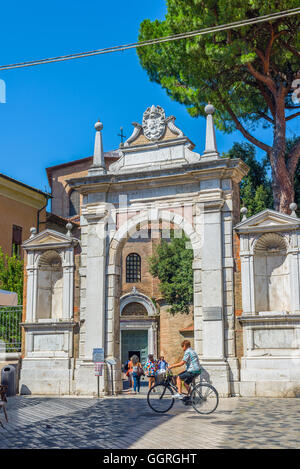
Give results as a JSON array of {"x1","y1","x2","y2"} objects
[
  {"x1": 253, "y1": 328, "x2": 296, "y2": 349},
  {"x1": 203, "y1": 307, "x2": 222, "y2": 321},
  {"x1": 33, "y1": 333, "x2": 64, "y2": 351}
]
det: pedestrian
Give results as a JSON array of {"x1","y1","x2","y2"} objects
[
  {"x1": 145, "y1": 354, "x2": 158, "y2": 390},
  {"x1": 157, "y1": 356, "x2": 169, "y2": 372},
  {"x1": 156, "y1": 355, "x2": 169, "y2": 384},
  {"x1": 131, "y1": 354, "x2": 143, "y2": 394},
  {"x1": 126, "y1": 358, "x2": 133, "y2": 390}
]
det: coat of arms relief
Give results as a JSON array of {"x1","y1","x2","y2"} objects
[
  {"x1": 142, "y1": 105, "x2": 166, "y2": 142},
  {"x1": 123, "y1": 105, "x2": 184, "y2": 147}
]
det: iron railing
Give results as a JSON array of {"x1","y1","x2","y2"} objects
[{"x1": 0, "y1": 306, "x2": 22, "y2": 353}]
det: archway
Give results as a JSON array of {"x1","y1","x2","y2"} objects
[{"x1": 105, "y1": 209, "x2": 201, "y2": 393}]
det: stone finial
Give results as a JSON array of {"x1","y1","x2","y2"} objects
[
  {"x1": 66, "y1": 222, "x2": 73, "y2": 237},
  {"x1": 88, "y1": 120, "x2": 106, "y2": 175},
  {"x1": 94, "y1": 120, "x2": 103, "y2": 132},
  {"x1": 241, "y1": 206, "x2": 248, "y2": 221},
  {"x1": 290, "y1": 202, "x2": 298, "y2": 218},
  {"x1": 30, "y1": 227, "x2": 37, "y2": 238},
  {"x1": 203, "y1": 103, "x2": 219, "y2": 157}
]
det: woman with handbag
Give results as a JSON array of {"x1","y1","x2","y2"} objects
[{"x1": 131, "y1": 354, "x2": 143, "y2": 394}]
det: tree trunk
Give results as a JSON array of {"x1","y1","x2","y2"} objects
[
  {"x1": 270, "y1": 151, "x2": 294, "y2": 213},
  {"x1": 270, "y1": 92, "x2": 295, "y2": 214}
]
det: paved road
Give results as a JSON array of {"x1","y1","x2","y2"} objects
[{"x1": 0, "y1": 393, "x2": 299, "y2": 449}]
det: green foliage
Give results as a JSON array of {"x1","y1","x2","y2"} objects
[
  {"x1": 148, "y1": 232, "x2": 193, "y2": 314},
  {"x1": 138, "y1": 1, "x2": 300, "y2": 132},
  {"x1": 0, "y1": 246, "x2": 24, "y2": 304},
  {"x1": 223, "y1": 142, "x2": 273, "y2": 217},
  {"x1": 0, "y1": 306, "x2": 22, "y2": 352}
]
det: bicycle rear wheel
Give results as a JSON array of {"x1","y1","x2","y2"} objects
[
  {"x1": 190, "y1": 383, "x2": 219, "y2": 414},
  {"x1": 147, "y1": 384, "x2": 175, "y2": 413}
]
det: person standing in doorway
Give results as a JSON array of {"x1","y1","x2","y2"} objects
[{"x1": 145, "y1": 354, "x2": 157, "y2": 390}]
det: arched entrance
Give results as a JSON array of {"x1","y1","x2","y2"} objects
[
  {"x1": 106, "y1": 209, "x2": 201, "y2": 393},
  {"x1": 120, "y1": 290, "x2": 158, "y2": 366}
]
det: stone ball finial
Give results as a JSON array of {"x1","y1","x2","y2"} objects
[
  {"x1": 290, "y1": 202, "x2": 298, "y2": 217},
  {"x1": 95, "y1": 120, "x2": 103, "y2": 131},
  {"x1": 241, "y1": 206, "x2": 248, "y2": 221},
  {"x1": 30, "y1": 227, "x2": 37, "y2": 238},
  {"x1": 66, "y1": 222, "x2": 73, "y2": 236},
  {"x1": 205, "y1": 103, "x2": 215, "y2": 115}
]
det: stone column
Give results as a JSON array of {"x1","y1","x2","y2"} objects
[
  {"x1": 289, "y1": 251, "x2": 300, "y2": 313},
  {"x1": 199, "y1": 199, "x2": 230, "y2": 396},
  {"x1": 62, "y1": 247, "x2": 75, "y2": 320},
  {"x1": 193, "y1": 259, "x2": 202, "y2": 356},
  {"x1": 148, "y1": 323, "x2": 157, "y2": 356},
  {"x1": 84, "y1": 217, "x2": 107, "y2": 361},
  {"x1": 240, "y1": 253, "x2": 255, "y2": 314},
  {"x1": 25, "y1": 251, "x2": 38, "y2": 323}
]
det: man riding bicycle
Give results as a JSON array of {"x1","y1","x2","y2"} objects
[{"x1": 168, "y1": 339, "x2": 201, "y2": 399}]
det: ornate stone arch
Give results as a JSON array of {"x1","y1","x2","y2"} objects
[
  {"x1": 108, "y1": 208, "x2": 201, "y2": 267},
  {"x1": 105, "y1": 208, "x2": 201, "y2": 367},
  {"x1": 120, "y1": 290, "x2": 157, "y2": 317}
]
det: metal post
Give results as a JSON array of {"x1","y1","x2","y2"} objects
[
  {"x1": 111, "y1": 364, "x2": 114, "y2": 396},
  {"x1": 97, "y1": 375, "x2": 100, "y2": 398}
]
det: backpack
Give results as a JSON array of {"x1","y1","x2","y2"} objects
[{"x1": 133, "y1": 364, "x2": 143, "y2": 376}]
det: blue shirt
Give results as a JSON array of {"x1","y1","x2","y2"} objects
[
  {"x1": 183, "y1": 348, "x2": 201, "y2": 372},
  {"x1": 157, "y1": 360, "x2": 168, "y2": 371}
]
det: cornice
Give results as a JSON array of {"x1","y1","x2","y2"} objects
[
  {"x1": 68, "y1": 158, "x2": 247, "y2": 194},
  {"x1": 0, "y1": 176, "x2": 48, "y2": 209}
]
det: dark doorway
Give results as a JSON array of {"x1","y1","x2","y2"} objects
[{"x1": 128, "y1": 350, "x2": 140, "y2": 361}]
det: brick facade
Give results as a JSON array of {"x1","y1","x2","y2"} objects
[{"x1": 233, "y1": 231, "x2": 243, "y2": 362}]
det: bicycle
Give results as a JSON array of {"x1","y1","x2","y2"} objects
[{"x1": 147, "y1": 369, "x2": 219, "y2": 414}]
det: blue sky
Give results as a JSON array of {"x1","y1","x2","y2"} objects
[{"x1": 0, "y1": 0, "x2": 299, "y2": 195}]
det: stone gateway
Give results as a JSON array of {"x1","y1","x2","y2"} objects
[{"x1": 19, "y1": 105, "x2": 300, "y2": 397}]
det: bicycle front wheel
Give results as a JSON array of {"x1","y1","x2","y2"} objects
[
  {"x1": 191, "y1": 383, "x2": 219, "y2": 414},
  {"x1": 147, "y1": 384, "x2": 175, "y2": 413}
]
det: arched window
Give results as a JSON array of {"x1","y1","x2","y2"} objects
[
  {"x1": 126, "y1": 253, "x2": 141, "y2": 283},
  {"x1": 69, "y1": 190, "x2": 80, "y2": 217}
]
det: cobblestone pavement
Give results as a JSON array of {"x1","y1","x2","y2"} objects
[{"x1": 0, "y1": 394, "x2": 299, "y2": 449}]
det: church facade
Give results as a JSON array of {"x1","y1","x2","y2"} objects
[{"x1": 19, "y1": 105, "x2": 300, "y2": 397}]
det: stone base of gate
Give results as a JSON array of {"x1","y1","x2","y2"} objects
[
  {"x1": 19, "y1": 358, "x2": 72, "y2": 395},
  {"x1": 200, "y1": 359, "x2": 231, "y2": 397},
  {"x1": 239, "y1": 356, "x2": 300, "y2": 397}
]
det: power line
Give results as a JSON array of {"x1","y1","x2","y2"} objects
[{"x1": 0, "y1": 8, "x2": 299, "y2": 71}]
